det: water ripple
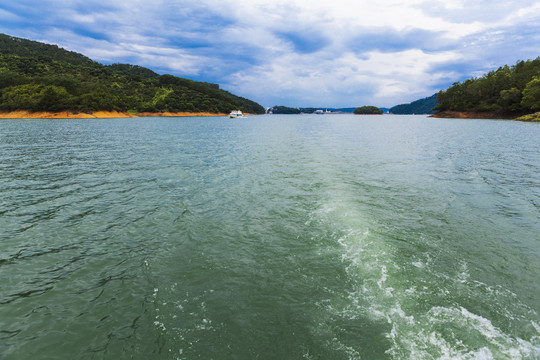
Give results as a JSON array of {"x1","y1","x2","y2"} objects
[{"x1": 1, "y1": 116, "x2": 538, "y2": 359}]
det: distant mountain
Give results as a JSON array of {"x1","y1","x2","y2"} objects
[
  {"x1": 304, "y1": 107, "x2": 387, "y2": 113},
  {"x1": 268, "y1": 106, "x2": 357, "y2": 114},
  {"x1": 390, "y1": 94, "x2": 437, "y2": 114},
  {"x1": 297, "y1": 107, "x2": 356, "y2": 113},
  {"x1": 268, "y1": 106, "x2": 387, "y2": 114},
  {"x1": 0, "y1": 33, "x2": 265, "y2": 114}
]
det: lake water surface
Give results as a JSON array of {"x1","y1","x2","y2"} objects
[{"x1": 1, "y1": 114, "x2": 539, "y2": 359}]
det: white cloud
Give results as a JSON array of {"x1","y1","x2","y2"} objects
[
  {"x1": 3, "y1": 0, "x2": 540, "y2": 107},
  {"x1": 501, "y1": 2, "x2": 540, "y2": 25},
  {"x1": 224, "y1": 48, "x2": 461, "y2": 107},
  {"x1": 0, "y1": 8, "x2": 22, "y2": 21}
]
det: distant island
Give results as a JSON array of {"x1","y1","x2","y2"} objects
[
  {"x1": 267, "y1": 106, "x2": 303, "y2": 114},
  {"x1": 267, "y1": 106, "x2": 386, "y2": 115},
  {"x1": 0, "y1": 33, "x2": 265, "y2": 118},
  {"x1": 267, "y1": 106, "x2": 358, "y2": 114},
  {"x1": 354, "y1": 106, "x2": 383, "y2": 115}
]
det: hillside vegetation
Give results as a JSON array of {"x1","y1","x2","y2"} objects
[
  {"x1": 354, "y1": 106, "x2": 383, "y2": 114},
  {"x1": 0, "y1": 33, "x2": 264, "y2": 114},
  {"x1": 390, "y1": 94, "x2": 437, "y2": 114},
  {"x1": 434, "y1": 58, "x2": 540, "y2": 115}
]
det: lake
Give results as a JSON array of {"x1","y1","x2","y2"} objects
[{"x1": 1, "y1": 114, "x2": 539, "y2": 359}]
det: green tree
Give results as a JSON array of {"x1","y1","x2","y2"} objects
[
  {"x1": 0, "y1": 70, "x2": 24, "y2": 88},
  {"x1": 36, "y1": 85, "x2": 72, "y2": 111},
  {"x1": 521, "y1": 77, "x2": 540, "y2": 111},
  {"x1": 498, "y1": 88, "x2": 522, "y2": 111},
  {"x1": 0, "y1": 83, "x2": 41, "y2": 110},
  {"x1": 79, "y1": 90, "x2": 119, "y2": 111}
]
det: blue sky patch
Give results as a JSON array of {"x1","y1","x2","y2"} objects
[{"x1": 1, "y1": 0, "x2": 539, "y2": 108}]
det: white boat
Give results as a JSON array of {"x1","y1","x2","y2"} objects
[{"x1": 229, "y1": 110, "x2": 244, "y2": 118}]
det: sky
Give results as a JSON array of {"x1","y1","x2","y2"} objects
[{"x1": 1, "y1": 0, "x2": 540, "y2": 108}]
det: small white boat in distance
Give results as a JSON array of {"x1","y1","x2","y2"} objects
[{"x1": 229, "y1": 110, "x2": 244, "y2": 118}]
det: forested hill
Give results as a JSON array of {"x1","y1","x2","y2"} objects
[
  {"x1": 390, "y1": 94, "x2": 437, "y2": 114},
  {"x1": 434, "y1": 57, "x2": 540, "y2": 115},
  {"x1": 0, "y1": 33, "x2": 265, "y2": 114}
]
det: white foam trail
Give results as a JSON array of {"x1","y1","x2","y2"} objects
[
  {"x1": 306, "y1": 145, "x2": 539, "y2": 359},
  {"x1": 312, "y1": 195, "x2": 540, "y2": 359},
  {"x1": 377, "y1": 265, "x2": 388, "y2": 290}
]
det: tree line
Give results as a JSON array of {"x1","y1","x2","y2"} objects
[
  {"x1": 354, "y1": 106, "x2": 383, "y2": 114},
  {"x1": 435, "y1": 57, "x2": 540, "y2": 114},
  {"x1": 0, "y1": 34, "x2": 265, "y2": 114}
]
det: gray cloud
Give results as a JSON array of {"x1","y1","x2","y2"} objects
[
  {"x1": 1, "y1": 0, "x2": 539, "y2": 107},
  {"x1": 347, "y1": 28, "x2": 456, "y2": 53}
]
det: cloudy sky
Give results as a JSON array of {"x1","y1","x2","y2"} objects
[{"x1": 1, "y1": 0, "x2": 540, "y2": 108}]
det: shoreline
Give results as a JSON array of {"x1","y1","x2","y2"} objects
[
  {"x1": 429, "y1": 110, "x2": 520, "y2": 120},
  {"x1": 515, "y1": 112, "x2": 540, "y2": 122},
  {"x1": 430, "y1": 110, "x2": 540, "y2": 121},
  {"x1": 0, "y1": 110, "x2": 231, "y2": 119}
]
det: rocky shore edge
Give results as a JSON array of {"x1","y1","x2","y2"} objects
[
  {"x1": 0, "y1": 110, "x2": 231, "y2": 119},
  {"x1": 430, "y1": 110, "x2": 513, "y2": 119},
  {"x1": 430, "y1": 110, "x2": 540, "y2": 121},
  {"x1": 515, "y1": 112, "x2": 540, "y2": 122}
]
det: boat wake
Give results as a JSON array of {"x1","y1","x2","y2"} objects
[{"x1": 309, "y1": 193, "x2": 540, "y2": 359}]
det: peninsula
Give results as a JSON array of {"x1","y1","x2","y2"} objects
[
  {"x1": 0, "y1": 34, "x2": 265, "y2": 118},
  {"x1": 0, "y1": 110, "x2": 230, "y2": 119},
  {"x1": 431, "y1": 57, "x2": 540, "y2": 120}
]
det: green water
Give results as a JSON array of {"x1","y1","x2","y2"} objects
[{"x1": 1, "y1": 115, "x2": 539, "y2": 359}]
